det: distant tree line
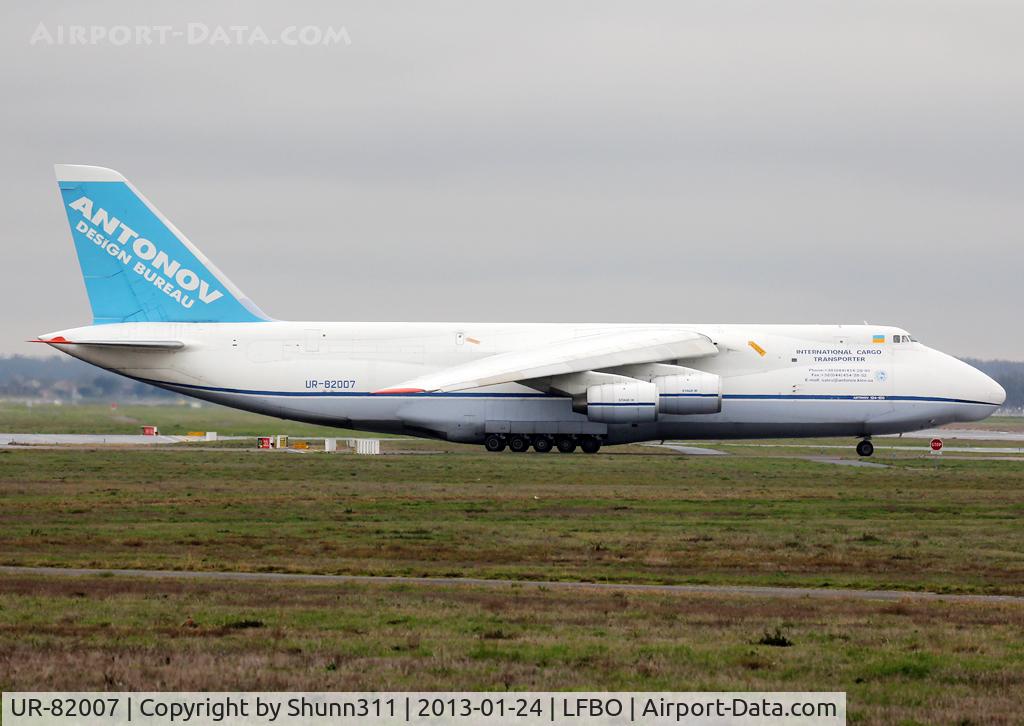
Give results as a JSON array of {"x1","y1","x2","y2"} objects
[
  {"x1": 1, "y1": 354, "x2": 1022, "y2": 410},
  {"x1": 0, "y1": 355, "x2": 179, "y2": 401}
]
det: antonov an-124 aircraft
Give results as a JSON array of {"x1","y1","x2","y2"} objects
[{"x1": 37, "y1": 165, "x2": 1005, "y2": 456}]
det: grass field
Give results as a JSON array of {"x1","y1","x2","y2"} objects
[
  {"x1": 1, "y1": 573, "x2": 1022, "y2": 725},
  {"x1": 1, "y1": 448, "x2": 1023, "y2": 593},
  {"x1": 943, "y1": 415, "x2": 1024, "y2": 432},
  {"x1": 1, "y1": 402, "x2": 1023, "y2": 723},
  {"x1": 0, "y1": 400, "x2": 380, "y2": 438}
]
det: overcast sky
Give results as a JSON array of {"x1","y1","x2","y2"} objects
[{"x1": 2, "y1": 1, "x2": 1021, "y2": 359}]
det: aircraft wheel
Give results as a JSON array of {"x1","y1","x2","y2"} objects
[
  {"x1": 856, "y1": 439, "x2": 874, "y2": 457},
  {"x1": 508, "y1": 435, "x2": 530, "y2": 453},
  {"x1": 484, "y1": 434, "x2": 506, "y2": 452},
  {"x1": 532, "y1": 436, "x2": 553, "y2": 453},
  {"x1": 580, "y1": 436, "x2": 602, "y2": 454},
  {"x1": 555, "y1": 437, "x2": 576, "y2": 453}
]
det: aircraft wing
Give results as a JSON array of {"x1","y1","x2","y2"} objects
[{"x1": 374, "y1": 329, "x2": 717, "y2": 394}]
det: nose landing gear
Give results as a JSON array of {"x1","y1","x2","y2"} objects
[{"x1": 856, "y1": 439, "x2": 874, "y2": 457}]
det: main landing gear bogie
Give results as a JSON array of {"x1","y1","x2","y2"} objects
[
  {"x1": 856, "y1": 439, "x2": 874, "y2": 457},
  {"x1": 483, "y1": 434, "x2": 602, "y2": 454}
]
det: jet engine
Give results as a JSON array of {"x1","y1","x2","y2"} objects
[
  {"x1": 585, "y1": 381, "x2": 658, "y2": 423},
  {"x1": 654, "y1": 370, "x2": 721, "y2": 415}
]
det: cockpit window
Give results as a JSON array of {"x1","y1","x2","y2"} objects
[{"x1": 893, "y1": 334, "x2": 918, "y2": 343}]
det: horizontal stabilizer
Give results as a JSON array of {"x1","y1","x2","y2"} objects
[{"x1": 32, "y1": 336, "x2": 184, "y2": 350}]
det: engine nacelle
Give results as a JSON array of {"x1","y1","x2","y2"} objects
[
  {"x1": 586, "y1": 381, "x2": 658, "y2": 424},
  {"x1": 654, "y1": 371, "x2": 722, "y2": 415}
]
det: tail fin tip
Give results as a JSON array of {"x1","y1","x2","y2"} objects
[{"x1": 55, "y1": 164, "x2": 125, "y2": 183}]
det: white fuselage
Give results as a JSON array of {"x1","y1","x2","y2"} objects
[{"x1": 46, "y1": 321, "x2": 1005, "y2": 444}]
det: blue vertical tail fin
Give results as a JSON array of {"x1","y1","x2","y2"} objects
[{"x1": 55, "y1": 164, "x2": 270, "y2": 324}]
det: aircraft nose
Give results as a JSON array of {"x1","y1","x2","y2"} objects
[
  {"x1": 986, "y1": 374, "x2": 1007, "y2": 407},
  {"x1": 960, "y1": 361, "x2": 1005, "y2": 406},
  {"x1": 907, "y1": 349, "x2": 1004, "y2": 424}
]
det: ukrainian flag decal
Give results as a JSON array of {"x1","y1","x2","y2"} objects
[{"x1": 872, "y1": 334, "x2": 886, "y2": 344}]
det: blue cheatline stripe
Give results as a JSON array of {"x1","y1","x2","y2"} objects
[
  {"x1": 128, "y1": 375, "x2": 999, "y2": 407},
  {"x1": 588, "y1": 402, "x2": 657, "y2": 407},
  {"x1": 659, "y1": 393, "x2": 719, "y2": 398},
  {"x1": 723, "y1": 393, "x2": 997, "y2": 405}
]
